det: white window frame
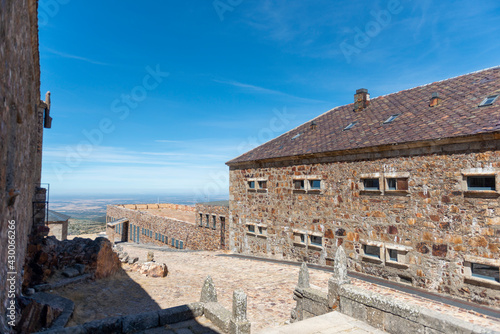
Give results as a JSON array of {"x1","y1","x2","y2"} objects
[{"x1": 246, "y1": 223, "x2": 256, "y2": 235}]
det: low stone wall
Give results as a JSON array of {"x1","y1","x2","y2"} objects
[
  {"x1": 117, "y1": 203, "x2": 196, "y2": 212},
  {"x1": 38, "y1": 276, "x2": 250, "y2": 334},
  {"x1": 291, "y1": 246, "x2": 498, "y2": 334},
  {"x1": 107, "y1": 205, "x2": 226, "y2": 251}
]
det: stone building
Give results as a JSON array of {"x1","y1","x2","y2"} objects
[
  {"x1": 1, "y1": 0, "x2": 52, "y2": 331},
  {"x1": 226, "y1": 67, "x2": 500, "y2": 307},
  {"x1": 106, "y1": 202, "x2": 229, "y2": 251}
]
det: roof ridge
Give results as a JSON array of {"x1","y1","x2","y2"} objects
[{"x1": 373, "y1": 65, "x2": 500, "y2": 100}]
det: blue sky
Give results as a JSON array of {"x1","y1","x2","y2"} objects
[{"x1": 39, "y1": 0, "x2": 500, "y2": 198}]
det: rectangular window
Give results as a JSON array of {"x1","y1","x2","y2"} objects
[
  {"x1": 471, "y1": 263, "x2": 499, "y2": 282},
  {"x1": 247, "y1": 224, "x2": 255, "y2": 233},
  {"x1": 212, "y1": 215, "x2": 217, "y2": 229},
  {"x1": 388, "y1": 249, "x2": 398, "y2": 262},
  {"x1": 294, "y1": 180, "x2": 305, "y2": 190},
  {"x1": 248, "y1": 181, "x2": 255, "y2": 189},
  {"x1": 364, "y1": 245, "x2": 380, "y2": 258},
  {"x1": 479, "y1": 95, "x2": 498, "y2": 107},
  {"x1": 293, "y1": 232, "x2": 306, "y2": 245},
  {"x1": 258, "y1": 180, "x2": 267, "y2": 189},
  {"x1": 199, "y1": 213, "x2": 203, "y2": 226},
  {"x1": 161, "y1": 235, "x2": 164, "y2": 243},
  {"x1": 309, "y1": 180, "x2": 321, "y2": 190},
  {"x1": 310, "y1": 235, "x2": 322, "y2": 247},
  {"x1": 363, "y1": 178, "x2": 380, "y2": 191},
  {"x1": 206, "y1": 214, "x2": 210, "y2": 227},
  {"x1": 467, "y1": 176, "x2": 496, "y2": 191},
  {"x1": 386, "y1": 178, "x2": 408, "y2": 191}
]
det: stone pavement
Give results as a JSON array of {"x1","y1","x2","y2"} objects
[
  {"x1": 137, "y1": 316, "x2": 222, "y2": 334},
  {"x1": 51, "y1": 242, "x2": 500, "y2": 332},
  {"x1": 256, "y1": 312, "x2": 386, "y2": 334}
]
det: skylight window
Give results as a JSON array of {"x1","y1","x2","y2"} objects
[
  {"x1": 291, "y1": 132, "x2": 303, "y2": 140},
  {"x1": 383, "y1": 114, "x2": 400, "y2": 124},
  {"x1": 479, "y1": 95, "x2": 498, "y2": 107},
  {"x1": 343, "y1": 121, "x2": 357, "y2": 131}
]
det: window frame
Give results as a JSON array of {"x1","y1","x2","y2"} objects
[
  {"x1": 479, "y1": 95, "x2": 498, "y2": 107},
  {"x1": 361, "y1": 241, "x2": 384, "y2": 263},
  {"x1": 384, "y1": 244, "x2": 411, "y2": 268},
  {"x1": 360, "y1": 173, "x2": 382, "y2": 193},
  {"x1": 464, "y1": 255, "x2": 500, "y2": 288},
  {"x1": 461, "y1": 169, "x2": 499, "y2": 197},
  {"x1": 384, "y1": 172, "x2": 410, "y2": 194}
]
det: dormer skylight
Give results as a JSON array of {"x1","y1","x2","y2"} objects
[
  {"x1": 343, "y1": 121, "x2": 357, "y2": 131},
  {"x1": 479, "y1": 95, "x2": 498, "y2": 107},
  {"x1": 383, "y1": 114, "x2": 400, "y2": 124}
]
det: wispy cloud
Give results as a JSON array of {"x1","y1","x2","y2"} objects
[
  {"x1": 44, "y1": 48, "x2": 111, "y2": 66},
  {"x1": 214, "y1": 79, "x2": 327, "y2": 104}
]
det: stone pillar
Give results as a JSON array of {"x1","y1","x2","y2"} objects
[
  {"x1": 200, "y1": 276, "x2": 218, "y2": 303},
  {"x1": 328, "y1": 246, "x2": 351, "y2": 310},
  {"x1": 229, "y1": 289, "x2": 251, "y2": 334},
  {"x1": 291, "y1": 263, "x2": 310, "y2": 323}
]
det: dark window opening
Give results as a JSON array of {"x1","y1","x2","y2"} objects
[
  {"x1": 388, "y1": 249, "x2": 398, "y2": 262},
  {"x1": 467, "y1": 176, "x2": 496, "y2": 191},
  {"x1": 248, "y1": 181, "x2": 255, "y2": 189},
  {"x1": 294, "y1": 180, "x2": 305, "y2": 190},
  {"x1": 471, "y1": 263, "x2": 499, "y2": 282},
  {"x1": 310, "y1": 235, "x2": 322, "y2": 246},
  {"x1": 363, "y1": 178, "x2": 380, "y2": 191},
  {"x1": 309, "y1": 180, "x2": 321, "y2": 190},
  {"x1": 364, "y1": 245, "x2": 380, "y2": 258},
  {"x1": 247, "y1": 225, "x2": 255, "y2": 233},
  {"x1": 258, "y1": 180, "x2": 267, "y2": 189}
]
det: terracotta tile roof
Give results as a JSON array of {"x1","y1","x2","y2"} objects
[{"x1": 227, "y1": 66, "x2": 500, "y2": 165}]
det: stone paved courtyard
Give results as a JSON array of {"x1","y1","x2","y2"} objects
[{"x1": 51, "y1": 242, "x2": 500, "y2": 332}]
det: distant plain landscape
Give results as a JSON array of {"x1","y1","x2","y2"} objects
[{"x1": 48, "y1": 194, "x2": 228, "y2": 235}]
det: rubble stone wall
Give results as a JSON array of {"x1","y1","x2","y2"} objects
[
  {"x1": 107, "y1": 205, "x2": 228, "y2": 251},
  {"x1": 229, "y1": 138, "x2": 500, "y2": 307},
  {"x1": 0, "y1": 0, "x2": 43, "y2": 331}
]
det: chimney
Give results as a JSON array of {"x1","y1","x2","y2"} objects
[
  {"x1": 310, "y1": 120, "x2": 317, "y2": 130},
  {"x1": 354, "y1": 88, "x2": 370, "y2": 112},
  {"x1": 429, "y1": 92, "x2": 441, "y2": 107}
]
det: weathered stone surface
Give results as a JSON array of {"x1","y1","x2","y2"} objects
[
  {"x1": 128, "y1": 257, "x2": 139, "y2": 264},
  {"x1": 122, "y1": 310, "x2": 159, "y2": 332},
  {"x1": 158, "y1": 303, "x2": 204, "y2": 326},
  {"x1": 147, "y1": 251, "x2": 155, "y2": 262},
  {"x1": 228, "y1": 139, "x2": 500, "y2": 307},
  {"x1": 106, "y1": 202, "x2": 229, "y2": 251},
  {"x1": 61, "y1": 267, "x2": 80, "y2": 278},
  {"x1": 200, "y1": 276, "x2": 218, "y2": 303},
  {"x1": 297, "y1": 263, "x2": 310, "y2": 289},
  {"x1": 138, "y1": 262, "x2": 168, "y2": 278},
  {"x1": 232, "y1": 289, "x2": 248, "y2": 322},
  {"x1": 204, "y1": 302, "x2": 231, "y2": 333}
]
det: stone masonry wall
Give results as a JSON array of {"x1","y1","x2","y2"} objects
[
  {"x1": 229, "y1": 139, "x2": 500, "y2": 307},
  {"x1": 107, "y1": 204, "x2": 228, "y2": 251},
  {"x1": 0, "y1": 0, "x2": 43, "y2": 332}
]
